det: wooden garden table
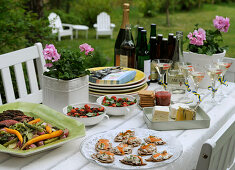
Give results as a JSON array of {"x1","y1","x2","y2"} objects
[{"x1": 0, "y1": 83, "x2": 235, "y2": 170}]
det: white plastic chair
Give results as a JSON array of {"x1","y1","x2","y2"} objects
[
  {"x1": 48, "y1": 12, "x2": 73, "y2": 41},
  {"x1": 196, "y1": 115, "x2": 235, "y2": 170},
  {"x1": 0, "y1": 43, "x2": 45, "y2": 105},
  {"x1": 93, "y1": 12, "x2": 115, "y2": 39}
]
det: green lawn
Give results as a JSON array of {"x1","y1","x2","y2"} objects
[{"x1": 46, "y1": 3, "x2": 235, "y2": 66}]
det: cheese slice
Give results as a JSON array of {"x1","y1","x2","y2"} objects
[
  {"x1": 152, "y1": 106, "x2": 169, "y2": 122},
  {"x1": 176, "y1": 107, "x2": 196, "y2": 121},
  {"x1": 170, "y1": 103, "x2": 189, "y2": 119}
]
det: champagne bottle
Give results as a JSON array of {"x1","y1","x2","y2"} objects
[
  {"x1": 114, "y1": 3, "x2": 131, "y2": 66},
  {"x1": 168, "y1": 33, "x2": 174, "y2": 60},
  {"x1": 135, "y1": 27, "x2": 144, "y2": 68},
  {"x1": 172, "y1": 31, "x2": 184, "y2": 69},
  {"x1": 148, "y1": 24, "x2": 156, "y2": 51},
  {"x1": 120, "y1": 25, "x2": 136, "y2": 68}
]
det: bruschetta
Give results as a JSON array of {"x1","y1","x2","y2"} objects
[
  {"x1": 91, "y1": 151, "x2": 115, "y2": 163},
  {"x1": 95, "y1": 139, "x2": 112, "y2": 152},
  {"x1": 120, "y1": 155, "x2": 146, "y2": 166},
  {"x1": 137, "y1": 143, "x2": 157, "y2": 156},
  {"x1": 144, "y1": 135, "x2": 166, "y2": 145},
  {"x1": 145, "y1": 150, "x2": 172, "y2": 162}
]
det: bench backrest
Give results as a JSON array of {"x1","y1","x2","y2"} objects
[
  {"x1": 0, "y1": 43, "x2": 45, "y2": 105},
  {"x1": 196, "y1": 115, "x2": 235, "y2": 170},
  {"x1": 48, "y1": 12, "x2": 63, "y2": 33},
  {"x1": 97, "y1": 12, "x2": 111, "y2": 31}
]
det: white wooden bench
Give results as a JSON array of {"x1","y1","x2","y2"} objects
[{"x1": 0, "y1": 43, "x2": 45, "y2": 105}]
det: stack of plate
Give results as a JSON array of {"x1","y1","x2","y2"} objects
[{"x1": 89, "y1": 67, "x2": 148, "y2": 97}]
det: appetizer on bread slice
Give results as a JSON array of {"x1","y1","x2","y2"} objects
[
  {"x1": 92, "y1": 151, "x2": 115, "y2": 163},
  {"x1": 123, "y1": 136, "x2": 141, "y2": 147},
  {"x1": 111, "y1": 143, "x2": 132, "y2": 155},
  {"x1": 95, "y1": 139, "x2": 112, "y2": 152},
  {"x1": 114, "y1": 130, "x2": 135, "y2": 142},
  {"x1": 144, "y1": 135, "x2": 166, "y2": 145},
  {"x1": 138, "y1": 143, "x2": 157, "y2": 156},
  {"x1": 120, "y1": 155, "x2": 146, "y2": 166},
  {"x1": 145, "y1": 150, "x2": 172, "y2": 162}
]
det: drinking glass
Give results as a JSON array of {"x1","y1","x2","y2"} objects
[
  {"x1": 205, "y1": 64, "x2": 222, "y2": 105},
  {"x1": 178, "y1": 62, "x2": 193, "y2": 103},
  {"x1": 154, "y1": 59, "x2": 173, "y2": 90},
  {"x1": 215, "y1": 59, "x2": 232, "y2": 97}
]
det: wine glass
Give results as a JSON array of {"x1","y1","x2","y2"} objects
[
  {"x1": 215, "y1": 59, "x2": 232, "y2": 97},
  {"x1": 178, "y1": 62, "x2": 194, "y2": 104},
  {"x1": 190, "y1": 64, "x2": 205, "y2": 104},
  {"x1": 154, "y1": 59, "x2": 173, "y2": 90},
  {"x1": 205, "y1": 64, "x2": 222, "y2": 105}
]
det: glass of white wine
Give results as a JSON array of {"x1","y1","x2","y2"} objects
[
  {"x1": 154, "y1": 59, "x2": 173, "y2": 90},
  {"x1": 178, "y1": 62, "x2": 193, "y2": 103},
  {"x1": 205, "y1": 64, "x2": 222, "y2": 105},
  {"x1": 215, "y1": 59, "x2": 232, "y2": 97}
]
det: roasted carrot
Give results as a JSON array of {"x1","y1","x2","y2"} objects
[
  {"x1": 45, "y1": 125, "x2": 52, "y2": 134},
  {"x1": 28, "y1": 118, "x2": 41, "y2": 124},
  {"x1": 21, "y1": 130, "x2": 63, "y2": 150},
  {"x1": 4, "y1": 128, "x2": 23, "y2": 144}
]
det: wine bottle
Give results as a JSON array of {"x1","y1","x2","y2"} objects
[
  {"x1": 137, "y1": 30, "x2": 149, "y2": 72},
  {"x1": 149, "y1": 36, "x2": 158, "y2": 82},
  {"x1": 114, "y1": 3, "x2": 131, "y2": 66},
  {"x1": 135, "y1": 27, "x2": 144, "y2": 68},
  {"x1": 161, "y1": 38, "x2": 168, "y2": 59},
  {"x1": 156, "y1": 34, "x2": 163, "y2": 59},
  {"x1": 172, "y1": 31, "x2": 184, "y2": 69},
  {"x1": 148, "y1": 24, "x2": 156, "y2": 51},
  {"x1": 167, "y1": 33, "x2": 174, "y2": 60},
  {"x1": 120, "y1": 25, "x2": 136, "y2": 68}
]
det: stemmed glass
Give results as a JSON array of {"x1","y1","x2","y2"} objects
[
  {"x1": 154, "y1": 59, "x2": 173, "y2": 90},
  {"x1": 178, "y1": 62, "x2": 193, "y2": 103},
  {"x1": 190, "y1": 64, "x2": 205, "y2": 104},
  {"x1": 205, "y1": 64, "x2": 222, "y2": 105},
  {"x1": 215, "y1": 59, "x2": 232, "y2": 97}
]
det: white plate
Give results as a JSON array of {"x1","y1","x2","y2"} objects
[
  {"x1": 80, "y1": 128, "x2": 183, "y2": 169},
  {"x1": 89, "y1": 77, "x2": 147, "y2": 90}
]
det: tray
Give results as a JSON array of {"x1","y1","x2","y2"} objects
[{"x1": 143, "y1": 107, "x2": 210, "y2": 130}]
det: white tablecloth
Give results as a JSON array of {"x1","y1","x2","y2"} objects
[{"x1": 0, "y1": 83, "x2": 235, "y2": 170}]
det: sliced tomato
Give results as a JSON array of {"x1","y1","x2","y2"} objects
[
  {"x1": 98, "y1": 107, "x2": 104, "y2": 112},
  {"x1": 111, "y1": 96, "x2": 117, "y2": 101},
  {"x1": 112, "y1": 103, "x2": 116, "y2": 107},
  {"x1": 84, "y1": 104, "x2": 90, "y2": 110},
  {"x1": 80, "y1": 116, "x2": 87, "y2": 118},
  {"x1": 71, "y1": 109, "x2": 76, "y2": 113}
]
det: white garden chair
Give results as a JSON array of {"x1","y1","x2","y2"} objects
[
  {"x1": 0, "y1": 43, "x2": 45, "y2": 105},
  {"x1": 93, "y1": 12, "x2": 115, "y2": 39},
  {"x1": 48, "y1": 12, "x2": 73, "y2": 41},
  {"x1": 196, "y1": 114, "x2": 235, "y2": 170}
]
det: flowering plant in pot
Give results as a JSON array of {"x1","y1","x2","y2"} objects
[
  {"x1": 187, "y1": 16, "x2": 230, "y2": 55},
  {"x1": 42, "y1": 43, "x2": 94, "y2": 112},
  {"x1": 183, "y1": 16, "x2": 230, "y2": 88}
]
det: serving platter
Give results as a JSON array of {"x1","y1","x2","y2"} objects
[
  {"x1": 0, "y1": 102, "x2": 85, "y2": 157},
  {"x1": 143, "y1": 106, "x2": 210, "y2": 130},
  {"x1": 89, "y1": 67, "x2": 146, "y2": 87},
  {"x1": 80, "y1": 128, "x2": 183, "y2": 169}
]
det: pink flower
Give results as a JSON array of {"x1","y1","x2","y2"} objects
[
  {"x1": 43, "y1": 44, "x2": 60, "y2": 63},
  {"x1": 213, "y1": 16, "x2": 230, "y2": 32},
  {"x1": 187, "y1": 28, "x2": 206, "y2": 46},
  {"x1": 45, "y1": 63, "x2": 53, "y2": 68},
  {"x1": 79, "y1": 43, "x2": 94, "y2": 55}
]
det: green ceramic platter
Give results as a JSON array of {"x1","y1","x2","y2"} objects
[{"x1": 0, "y1": 102, "x2": 85, "y2": 157}]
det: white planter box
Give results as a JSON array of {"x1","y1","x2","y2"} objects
[
  {"x1": 42, "y1": 75, "x2": 89, "y2": 112},
  {"x1": 183, "y1": 51, "x2": 226, "y2": 89}
]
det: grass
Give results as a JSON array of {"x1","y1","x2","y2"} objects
[{"x1": 46, "y1": 3, "x2": 235, "y2": 66}]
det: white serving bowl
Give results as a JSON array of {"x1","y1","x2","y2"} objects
[
  {"x1": 96, "y1": 94, "x2": 137, "y2": 116},
  {"x1": 63, "y1": 103, "x2": 109, "y2": 126}
]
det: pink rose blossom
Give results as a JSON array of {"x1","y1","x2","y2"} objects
[
  {"x1": 187, "y1": 28, "x2": 206, "y2": 46},
  {"x1": 43, "y1": 44, "x2": 60, "y2": 63},
  {"x1": 213, "y1": 16, "x2": 230, "y2": 32},
  {"x1": 45, "y1": 63, "x2": 53, "y2": 68},
  {"x1": 79, "y1": 43, "x2": 94, "y2": 55}
]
